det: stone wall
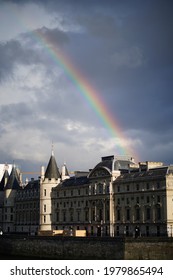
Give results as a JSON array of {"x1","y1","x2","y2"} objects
[{"x1": 0, "y1": 236, "x2": 173, "y2": 260}]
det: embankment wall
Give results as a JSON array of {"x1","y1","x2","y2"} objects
[{"x1": 0, "y1": 236, "x2": 173, "y2": 260}]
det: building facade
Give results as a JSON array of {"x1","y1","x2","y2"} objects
[{"x1": 0, "y1": 153, "x2": 173, "y2": 237}]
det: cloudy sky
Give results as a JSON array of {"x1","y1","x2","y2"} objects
[{"x1": 0, "y1": 0, "x2": 173, "y2": 176}]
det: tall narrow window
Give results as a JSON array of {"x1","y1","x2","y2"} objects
[
  {"x1": 146, "y1": 208, "x2": 151, "y2": 220},
  {"x1": 56, "y1": 212, "x2": 59, "y2": 222},
  {"x1": 136, "y1": 208, "x2": 140, "y2": 220},
  {"x1": 157, "y1": 207, "x2": 161, "y2": 220},
  {"x1": 117, "y1": 209, "x2": 120, "y2": 221},
  {"x1": 44, "y1": 215, "x2": 46, "y2": 223},
  {"x1": 44, "y1": 205, "x2": 46, "y2": 212},
  {"x1": 126, "y1": 209, "x2": 130, "y2": 221},
  {"x1": 44, "y1": 189, "x2": 46, "y2": 196}
]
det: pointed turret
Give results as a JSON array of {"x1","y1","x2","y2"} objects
[
  {"x1": 5, "y1": 165, "x2": 21, "y2": 190},
  {"x1": 61, "y1": 162, "x2": 70, "y2": 181},
  {"x1": 39, "y1": 148, "x2": 61, "y2": 234},
  {"x1": 44, "y1": 149, "x2": 60, "y2": 180},
  {"x1": 0, "y1": 169, "x2": 9, "y2": 191}
]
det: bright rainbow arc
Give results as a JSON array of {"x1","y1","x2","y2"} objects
[
  {"x1": 10, "y1": 5, "x2": 138, "y2": 160},
  {"x1": 33, "y1": 29, "x2": 138, "y2": 160}
]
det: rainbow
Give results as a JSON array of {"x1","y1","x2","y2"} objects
[
  {"x1": 9, "y1": 5, "x2": 139, "y2": 161},
  {"x1": 32, "y1": 28, "x2": 138, "y2": 160}
]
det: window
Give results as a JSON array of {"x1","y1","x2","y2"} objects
[
  {"x1": 106, "y1": 185, "x2": 110, "y2": 193},
  {"x1": 117, "y1": 209, "x2": 120, "y2": 221},
  {"x1": 44, "y1": 189, "x2": 46, "y2": 196},
  {"x1": 126, "y1": 209, "x2": 130, "y2": 221},
  {"x1": 43, "y1": 205, "x2": 46, "y2": 212},
  {"x1": 136, "y1": 208, "x2": 140, "y2": 220},
  {"x1": 56, "y1": 212, "x2": 59, "y2": 222},
  {"x1": 146, "y1": 208, "x2": 151, "y2": 220},
  {"x1": 106, "y1": 209, "x2": 109, "y2": 221},
  {"x1": 126, "y1": 197, "x2": 129, "y2": 204},
  {"x1": 157, "y1": 207, "x2": 161, "y2": 220},
  {"x1": 117, "y1": 198, "x2": 120, "y2": 205},
  {"x1": 44, "y1": 215, "x2": 46, "y2": 223},
  {"x1": 117, "y1": 186, "x2": 120, "y2": 192},
  {"x1": 126, "y1": 226, "x2": 129, "y2": 236},
  {"x1": 92, "y1": 209, "x2": 95, "y2": 221},
  {"x1": 146, "y1": 183, "x2": 149, "y2": 190},
  {"x1": 63, "y1": 212, "x2": 66, "y2": 222},
  {"x1": 126, "y1": 185, "x2": 129, "y2": 191},
  {"x1": 136, "y1": 197, "x2": 139, "y2": 204},
  {"x1": 78, "y1": 189, "x2": 80, "y2": 195},
  {"x1": 64, "y1": 191, "x2": 66, "y2": 197},
  {"x1": 99, "y1": 209, "x2": 103, "y2": 221},
  {"x1": 85, "y1": 211, "x2": 88, "y2": 221},
  {"x1": 77, "y1": 212, "x2": 80, "y2": 221},
  {"x1": 157, "y1": 182, "x2": 160, "y2": 189},
  {"x1": 147, "y1": 196, "x2": 150, "y2": 203},
  {"x1": 116, "y1": 226, "x2": 119, "y2": 236},
  {"x1": 98, "y1": 184, "x2": 103, "y2": 194},
  {"x1": 71, "y1": 190, "x2": 73, "y2": 196},
  {"x1": 157, "y1": 226, "x2": 160, "y2": 236},
  {"x1": 136, "y1": 184, "x2": 139, "y2": 191}
]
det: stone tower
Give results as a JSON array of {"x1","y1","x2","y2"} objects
[
  {"x1": 3, "y1": 165, "x2": 21, "y2": 233},
  {"x1": 39, "y1": 150, "x2": 61, "y2": 233}
]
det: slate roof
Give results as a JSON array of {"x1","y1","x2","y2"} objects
[
  {"x1": 62, "y1": 176, "x2": 89, "y2": 187},
  {"x1": 24, "y1": 179, "x2": 40, "y2": 190},
  {"x1": 89, "y1": 156, "x2": 135, "y2": 177},
  {"x1": 115, "y1": 166, "x2": 169, "y2": 182},
  {"x1": 0, "y1": 169, "x2": 9, "y2": 191},
  {"x1": 44, "y1": 153, "x2": 61, "y2": 179},
  {"x1": 4, "y1": 166, "x2": 21, "y2": 190}
]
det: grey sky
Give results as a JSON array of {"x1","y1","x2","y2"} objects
[{"x1": 0, "y1": 0, "x2": 173, "y2": 176}]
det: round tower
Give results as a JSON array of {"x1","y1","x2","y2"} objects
[
  {"x1": 39, "y1": 150, "x2": 61, "y2": 234},
  {"x1": 3, "y1": 165, "x2": 21, "y2": 233}
]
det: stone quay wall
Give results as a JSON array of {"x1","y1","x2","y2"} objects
[{"x1": 0, "y1": 236, "x2": 173, "y2": 260}]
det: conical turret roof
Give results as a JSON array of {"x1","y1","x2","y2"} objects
[
  {"x1": 0, "y1": 169, "x2": 9, "y2": 191},
  {"x1": 63, "y1": 163, "x2": 69, "y2": 176},
  {"x1": 5, "y1": 165, "x2": 21, "y2": 190},
  {"x1": 44, "y1": 151, "x2": 60, "y2": 180}
]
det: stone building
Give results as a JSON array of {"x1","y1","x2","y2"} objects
[
  {"x1": 113, "y1": 163, "x2": 173, "y2": 237},
  {"x1": 0, "y1": 152, "x2": 173, "y2": 237},
  {"x1": 15, "y1": 179, "x2": 40, "y2": 234}
]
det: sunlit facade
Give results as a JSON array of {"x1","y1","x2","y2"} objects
[{"x1": 0, "y1": 154, "x2": 173, "y2": 237}]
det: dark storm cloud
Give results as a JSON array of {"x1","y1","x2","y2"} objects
[
  {"x1": 36, "y1": 26, "x2": 69, "y2": 46},
  {"x1": 1, "y1": 0, "x2": 173, "y2": 167},
  {"x1": 0, "y1": 40, "x2": 41, "y2": 81},
  {"x1": 0, "y1": 25, "x2": 69, "y2": 81}
]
